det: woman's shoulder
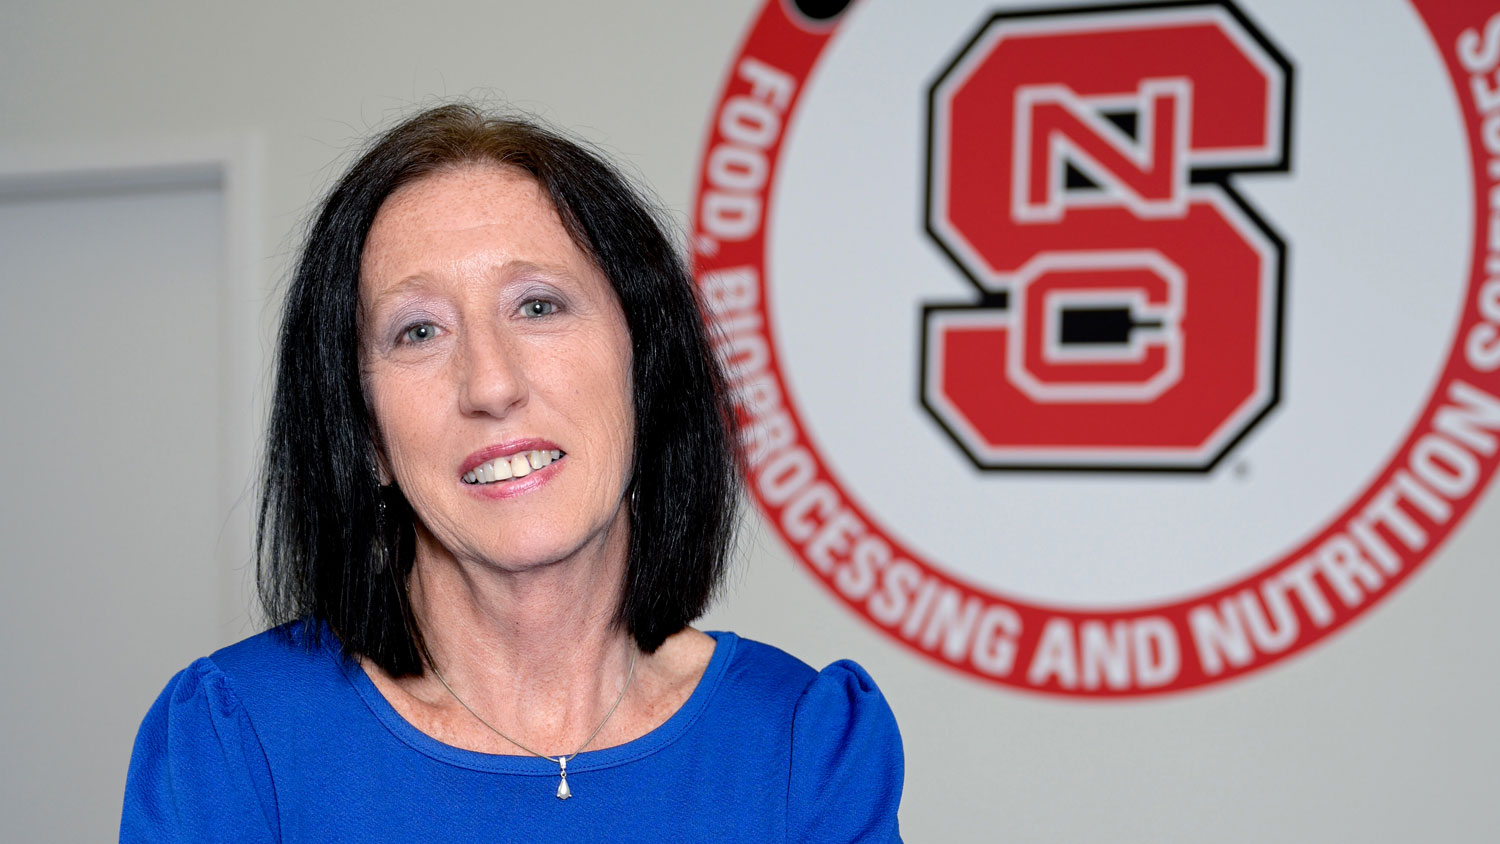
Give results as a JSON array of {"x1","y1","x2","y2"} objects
[
  {"x1": 142, "y1": 619, "x2": 352, "y2": 741},
  {"x1": 712, "y1": 631, "x2": 882, "y2": 694},
  {"x1": 709, "y1": 632, "x2": 904, "y2": 842},
  {"x1": 121, "y1": 626, "x2": 324, "y2": 843},
  {"x1": 709, "y1": 631, "x2": 901, "y2": 733},
  {"x1": 209, "y1": 618, "x2": 339, "y2": 675},
  {"x1": 198, "y1": 620, "x2": 343, "y2": 702}
]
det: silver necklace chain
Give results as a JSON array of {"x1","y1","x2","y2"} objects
[{"x1": 430, "y1": 646, "x2": 637, "y2": 801}]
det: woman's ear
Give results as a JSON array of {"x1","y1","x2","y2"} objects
[
  {"x1": 365, "y1": 416, "x2": 394, "y2": 486},
  {"x1": 371, "y1": 438, "x2": 394, "y2": 486},
  {"x1": 361, "y1": 364, "x2": 394, "y2": 486}
]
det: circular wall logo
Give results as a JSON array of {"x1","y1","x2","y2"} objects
[{"x1": 691, "y1": 0, "x2": 1500, "y2": 696}]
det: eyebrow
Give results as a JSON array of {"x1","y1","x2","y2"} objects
[
  {"x1": 498, "y1": 259, "x2": 580, "y2": 282},
  {"x1": 365, "y1": 258, "x2": 586, "y2": 313},
  {"x1": 364, "y1": 276, "x2": 437, "y2": 322}
]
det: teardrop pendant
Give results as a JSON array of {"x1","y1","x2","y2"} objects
[{"x1": 556, "y1": 756, "x2": 572, "y2": 800}]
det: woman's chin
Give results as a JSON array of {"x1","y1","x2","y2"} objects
[{"x1": 455, "y1": 521, "x2": 629, "y2": 579}]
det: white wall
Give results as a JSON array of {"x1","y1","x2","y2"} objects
[{"x1": 3, "y1": 1, "x2": 1496, "y2": 841}]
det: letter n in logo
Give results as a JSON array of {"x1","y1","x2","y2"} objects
[{"x1": 921, "y1": 1, "x2": 1293, "y2": 471}]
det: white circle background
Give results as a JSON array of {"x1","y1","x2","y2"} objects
[{"x1": 765, "y1": 0, "x2": 1472, "y2": 607}]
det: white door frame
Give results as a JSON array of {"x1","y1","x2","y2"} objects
[{"x1": 0, "y1": 135, "x2": 265, "y2": 641}]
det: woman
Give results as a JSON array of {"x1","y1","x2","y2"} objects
[{"x1": 121, "y1": 103, "x2": 903, "y2": 842}]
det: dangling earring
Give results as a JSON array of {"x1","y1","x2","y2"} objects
[{"x1": 376, "y1": 485, "x2": 399, "y2": 571}]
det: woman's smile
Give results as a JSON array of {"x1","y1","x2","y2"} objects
[{"x1": 460, "y1": 441, "x2": 567, "y2": 498}]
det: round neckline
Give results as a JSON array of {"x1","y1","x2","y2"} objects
[{"x1": 334, "y1": 629, "x2": 737, "y2": 775}]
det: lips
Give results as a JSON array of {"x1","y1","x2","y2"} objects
[{"x1": 463, "y1": 448, "x2": 564, "y2": 484}]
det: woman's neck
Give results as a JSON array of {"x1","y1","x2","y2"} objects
[{"x1": 396, "y1": 518, "x2": 637, "y2": 754}]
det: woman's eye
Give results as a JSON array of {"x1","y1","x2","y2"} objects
[
  {"x1": 521, "y1": 299, "x2": 558, "y2": 318},
  {"x1": 401, "y1": 323, "x2": 440, "y2": 343}
]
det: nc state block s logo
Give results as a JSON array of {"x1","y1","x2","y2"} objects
[{"x1": 922, "y1": 1, "x2": 1294, "y2": 471}]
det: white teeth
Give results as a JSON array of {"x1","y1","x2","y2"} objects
[{"x1": 466, "y1": 449, "x2": 561, "y2": 484}]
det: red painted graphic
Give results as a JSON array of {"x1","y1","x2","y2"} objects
[
  {"x1": 691, "y1": 0, "x2": 1500, "y2": 696},
  {"x1": 924, "y1": 5, "x2": 1288, "y2": 469}
]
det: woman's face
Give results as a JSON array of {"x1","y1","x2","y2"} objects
[{"x1": 359, "y1": 164, "x2": 634, "y2": 573}]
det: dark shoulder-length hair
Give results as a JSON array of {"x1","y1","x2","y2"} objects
[{"x1": 257, "y1": 103, "x2": 740, "y2": 676}]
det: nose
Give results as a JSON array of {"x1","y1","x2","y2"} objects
[{"x1": 456, "y1": 325, "x2": 528, "y2": 418}]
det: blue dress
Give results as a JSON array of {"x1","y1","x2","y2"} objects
[{"x1": 120, "y1": 622, "x2": 904, "y2": 842}]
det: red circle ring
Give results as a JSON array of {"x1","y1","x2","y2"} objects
[{"x1": 690, "y1": 0, "x2": 1500, "y2": 696}]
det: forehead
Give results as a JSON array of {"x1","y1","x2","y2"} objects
[{"x1": 360, "y1": 163, "x2": 595, "y2": 288}]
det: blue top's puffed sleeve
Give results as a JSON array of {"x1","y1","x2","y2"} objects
[
  {"x1": 786, "y1": 660, "x2": 904, "y2": 843},
  {"x1": 121, "y1": 658, "x2": 279, "y2": 843}
]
